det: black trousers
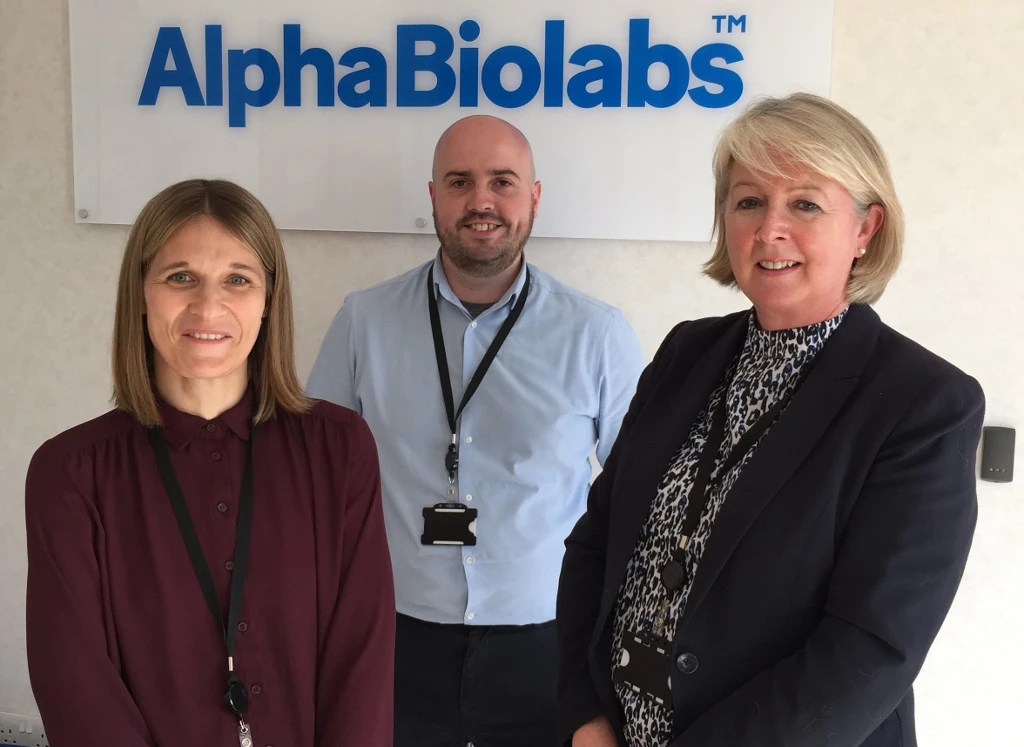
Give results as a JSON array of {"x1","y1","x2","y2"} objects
[{"x1": 394, "y1": 613, "x2": 560, "y2": 747}]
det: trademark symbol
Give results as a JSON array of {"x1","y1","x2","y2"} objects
[{"x1": 712, "y1": 15, "x2": 747, "y2": 33}]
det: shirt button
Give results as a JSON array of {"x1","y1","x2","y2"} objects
[
  {"x1": 466, "y1": 612, "x2": 475, "y2": 621},
  {"x1": 206, "y1": 423, "x2": 217, "y2": 432},
  {"x1": 465, "y1": 494, "x2": 473, "y2": 502},
  {"x1": 470, "y1": 321, "x2": 478, "y2": 328},
  {"x1": 465, "y1": 436, "x2": 472, "y2": 444},
  {"x1": 217, "y1": 502, "x2": 228, "y2": 513},
  {"x1": 251, "y1": 684, "x2": 262, "y2": 696},
  {"x1": 211, "y1": 451, "x2": 222, "y2": 461},
  {"x1": 225, "y1": 560, "x2": 234, "y2": 571},
  {"x1": 676, "y1": 652, "x2": 699, "y2": 675},
  {"x1": 237, "y1": 621, "x2": 248, "y2": 632},
  {"x1": 466, "y1": 556, "x2": 474, "y2": 564}
]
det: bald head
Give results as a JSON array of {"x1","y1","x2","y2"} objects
[
  {"x1": 428, "y1": 115, "x2": 542, "y2": 283},
  {"x1": 431, "y1": 115, "x2": 536, "y2": 184}
]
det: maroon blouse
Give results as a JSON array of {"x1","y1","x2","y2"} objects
[{"x1": 25, "y1": 389, "x2": 395, "y2": 746}]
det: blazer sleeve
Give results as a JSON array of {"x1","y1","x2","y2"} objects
[
  {"x1": 673, "y1": 369, "x2": 985, "y2": 747},
  {"x1": 556, "y1": 322, "x2": 685, "y2": 743}
]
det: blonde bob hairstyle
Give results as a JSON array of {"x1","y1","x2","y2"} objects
[
  {"x1": 111, "y1": 178, "x2": 310, "y2": 426},
  {"x1": 704, "y1": 92, "x2": 904, "y2": 304}
]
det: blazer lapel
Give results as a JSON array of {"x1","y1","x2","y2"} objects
[
  {"x1": 680, "y1": 304, "x2": 882, "y2": 627},
  {"x1": 601, "y1": 312, "x2": 749, "y2": 618}
]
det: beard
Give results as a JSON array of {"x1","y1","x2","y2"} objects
[{"x1": 435, "y1": 206, "x2": 535, "y2": 279}]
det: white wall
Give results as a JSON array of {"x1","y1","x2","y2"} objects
[{"x1": 1, "y1": 0, "x2": 1021, "y2": 742}]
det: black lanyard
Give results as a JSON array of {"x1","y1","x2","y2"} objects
[
  {"x1": 427, "y1": 263, "x2": 531, "y2": 483},
  {"x1": 659, "y1": 389, "x2": 790, "y2": 592},
  {"x1": 147, "y1": 422, "x2": 256, "y2": 727}
]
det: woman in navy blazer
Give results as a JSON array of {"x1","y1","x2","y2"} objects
[{"x1": 558, "y1": 93, "x2": 984, "y2": 747}]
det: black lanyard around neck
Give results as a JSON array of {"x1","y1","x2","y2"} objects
[
  {"x1": 147, "y1": 417, "x2": 256, "y2": 724},
  {"x1": 687, "y1": 393, "x2": 788, "y2": 536},
  {"x1": 658, "y1": 391, "x2": 790, "y2": 594},
  {"x1": 427, "y1": 263, "x2": 530, "y2": 483},
  {"x1": 659, "y1": 355, "x2": 812, "y2": 597}
]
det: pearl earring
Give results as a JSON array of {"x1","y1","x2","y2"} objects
[{"x1": 859, "y1": 248, "x2": 866, "y2": 256}]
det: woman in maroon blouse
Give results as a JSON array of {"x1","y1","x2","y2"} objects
[{"x1": 25, "y1": 179, "x2": 395, "y2": 747}]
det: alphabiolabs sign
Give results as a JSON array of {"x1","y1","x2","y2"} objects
[{"x1": 68, "y1": 1, "x2": 834, "y2": 242}]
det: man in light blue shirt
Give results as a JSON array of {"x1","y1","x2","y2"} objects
[{"x1": 307, "y1": 115, "x2": 644, "y2": 747}]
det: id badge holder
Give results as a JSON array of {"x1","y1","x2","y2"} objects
[
  {"x1": 421, "y1": 502, "x2": 478, "y2": 545},
  {"x1": 612, "y1": 629, "x2": 674, "y2": 705}
]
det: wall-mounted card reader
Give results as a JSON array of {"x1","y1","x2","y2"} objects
[{"x1": 981, "y1": 426, "x2": 1015, "y2": 483}]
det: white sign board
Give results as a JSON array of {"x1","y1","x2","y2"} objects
[{"x1": 68, "y1": 1, "x2": 834, "y2": 241}]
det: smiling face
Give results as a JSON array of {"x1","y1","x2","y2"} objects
[
  {"x1": 724, "y1": 162, "x2": 883, "y2": 330},
  {"x1": 429, "y1": 116, "x2": 541, "y2": 278},
  {"x1": 143, "y1": 216, "x2": 267, "y2": 392}
]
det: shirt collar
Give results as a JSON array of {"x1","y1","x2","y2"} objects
[
  {"x1": 156, "y1": 386, "x2": 253, "y2": 450},
  {"x1": 744, "y1": 306, "x2": 849, "y2": 363},
  {"x1": 430, "y1": 250, "x2": 529, "y2": 314}
]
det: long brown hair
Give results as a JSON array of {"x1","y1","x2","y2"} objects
[{"x1": 112, "y1": 178, "x2": 310, "y2": 425}]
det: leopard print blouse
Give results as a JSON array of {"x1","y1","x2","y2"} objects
[{"x1": 611, "y1": 309, "x2": 847, "y2": 746}]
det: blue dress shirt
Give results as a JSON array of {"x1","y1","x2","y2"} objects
[{"x1": 307, "y1": 253, "x2": 644, "y2": 625}]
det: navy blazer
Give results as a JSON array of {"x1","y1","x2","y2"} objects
[{"x1": 557, "y1": 303, "x2": 984, "y2": 747}]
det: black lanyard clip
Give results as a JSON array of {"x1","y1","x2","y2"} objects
[{"x1": 445, "y1": 441, "x2": 459, "y2": 483}]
